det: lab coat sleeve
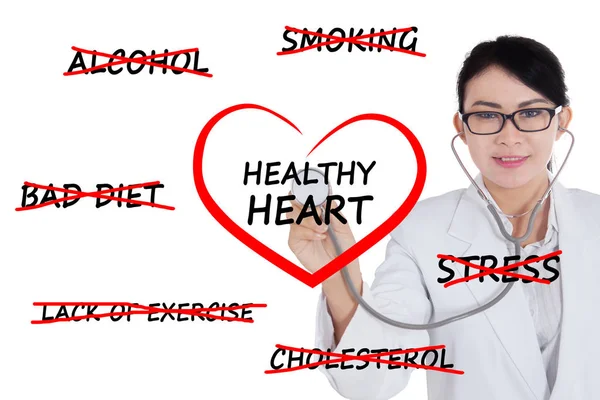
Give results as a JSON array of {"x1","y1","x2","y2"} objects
[{"x1": 315, "y1": 227, "x2": 432, "y2": 400}]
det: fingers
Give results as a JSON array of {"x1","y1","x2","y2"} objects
[
  {"x1": 324, "y1": 199, "x2": 353, "y2": 233},
  {"x1": 289, "y1": 224, "x2": 327, "y2": 243},
  {"x1": 285, "y1": 196, "x2": 352, "y2": 234},
  {"x1": 285, "y1": 191, "x2": 354, "y2": 240},
  {"x1": 286, "y1": 196, "x2": 328, "y2": 233}
]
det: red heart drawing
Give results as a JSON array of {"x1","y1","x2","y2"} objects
[{"x1": 193, "y1": 104, "x2": 427, "y2": 288}]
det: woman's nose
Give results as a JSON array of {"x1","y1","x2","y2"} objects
[{"x1": 495, "y1": 117, "x2": 523, "y2": 145}]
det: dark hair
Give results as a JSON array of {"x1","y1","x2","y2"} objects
[{"x1": 456, "y1": 35, "x2": 569, "y2": 172}]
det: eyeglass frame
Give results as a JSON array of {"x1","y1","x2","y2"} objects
[{"x1": 458, "y1": 105, "x2": 563, "y2": 135}]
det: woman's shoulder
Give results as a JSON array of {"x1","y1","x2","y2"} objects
[
  {"x1": 564, "y1": 186, "x2": 600, "y2": 214},
  {"x1": 416, "y1": 188, "x2": 467, "y2": 206},
  {"x1": 391, "y1": 188, "x2": 466, "y2": 237},
  {"x1": 412, "y1": 188, "x2": 466, "y2": 218},
  {"x1": 566, "y1": 186, "x2": 600, "y2": 201}
]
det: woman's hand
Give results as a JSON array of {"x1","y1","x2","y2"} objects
[
  {"x1": 286, "y1": 197, "x2": 363, "y2": 345},
  {"x1": 286, "y1": 198, "x2": 359, "y2": 274}
]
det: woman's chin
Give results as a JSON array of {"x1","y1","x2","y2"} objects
[{"x1": 484, "y1": 169, "x2": 534, "y2": 190}]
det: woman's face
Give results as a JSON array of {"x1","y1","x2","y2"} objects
[{"x1": 455, "y1": 65, "x2": 571, "y2": 190}]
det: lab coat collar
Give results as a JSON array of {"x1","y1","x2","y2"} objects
[
  {"x1": 446, "y1": 173, "x2": 598, "y2": 399},
  {"x1": 449, "y1": 171, "x2": 585, "y2": 246}
]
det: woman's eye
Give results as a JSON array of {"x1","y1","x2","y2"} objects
[
  {"x1": 475, "y1": 113, "x2": 499, "y2": 119},
  {"x1": 519, "y1": 110, "x2": 541, "y2": 118}
]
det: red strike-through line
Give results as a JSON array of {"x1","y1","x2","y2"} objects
[
  {"x1": 265, "y1": 344, "x2": 464, "y2": 375},
  {"x1": 439, "y1": 250, "x2": 562, "y2": 288},
  {"x1": 16, "y1": 181, "x2": 175, "y2": 211},
  {"x1": 31, "y1": 302, "x2": 267, "y2": 324},
  {"x1": 277, "y1": 26, "x2": 427, "y2": 56},
  {"x1": 64, "y1": 47, "x2": 213, "y2": 78}
]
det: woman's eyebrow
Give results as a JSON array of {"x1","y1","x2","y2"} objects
[
  {"x1": 470, "y1": 98, "x2": 550, "y2": 109},
  {"x1": 470, "y1": 100, "x2": 501, "y2": 108},
  {"x1": 517, "y1": 98, "x2": 550, "y2": 108}
]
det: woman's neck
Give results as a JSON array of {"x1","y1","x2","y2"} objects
[
  {"x1": 482, "y1": 170, "x2": 551, "y2": 243},
  {"x1": 482, "y1": 171, "x2": 550, "y2": 216}
]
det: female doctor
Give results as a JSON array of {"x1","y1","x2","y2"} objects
[{"x1": 286, "y1": 36, "x2": 600, "y2": 400}]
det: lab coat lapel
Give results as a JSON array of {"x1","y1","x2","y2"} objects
[
  {"x1": 549, "y1": 182, "x2": 597, "y2": 398},
  {"x1": 446, "y1": 183, "x2": 549, "y2": 399}
]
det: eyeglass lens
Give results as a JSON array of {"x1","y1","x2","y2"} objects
[{"x1": 467, "y1": 109, "x2": 552, "y2": 134}]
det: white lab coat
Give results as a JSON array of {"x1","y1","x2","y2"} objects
[{"x1": 315, "y1": 176, "x2": 600, "y2": 400}]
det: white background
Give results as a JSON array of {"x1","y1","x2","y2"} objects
[{"x1": 1, "y1": 0, "x2": 599, "y2": 399}]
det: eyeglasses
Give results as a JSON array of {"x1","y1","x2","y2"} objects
[{"x1": 459, "y1": 105, "x2": 563, "y2": 135}]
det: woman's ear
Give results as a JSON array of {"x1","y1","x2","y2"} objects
[
  {"x1": 556, "y1": 106, "x2": 573, "y2": 141},
  {"x1": 453, "y1": 112, "x2": 467, "y2": 144}
]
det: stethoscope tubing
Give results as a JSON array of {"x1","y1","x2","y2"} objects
[{"x1": 334, "y1": 127, "x2": 575, "y2": 330}]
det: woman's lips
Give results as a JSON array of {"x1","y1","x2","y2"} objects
[{"x1": 493, "y1": 156, "x2": 529, "y2": 168}]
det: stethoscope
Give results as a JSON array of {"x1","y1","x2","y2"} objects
[{"x1": 290, "y1": 126, "x2": 575, "y2": 330}]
